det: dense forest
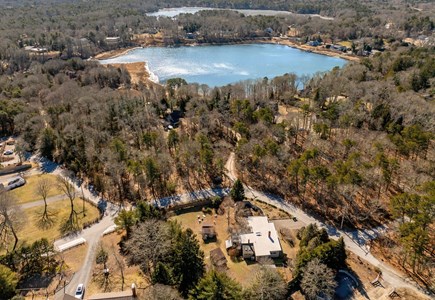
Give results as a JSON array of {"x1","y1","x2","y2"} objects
[
  {"x1": 0, "y1": 0, "x2": 433, "y2": 298},
  {"x1": 0, "y1": 0, "x2": 433, "y2": 66}
]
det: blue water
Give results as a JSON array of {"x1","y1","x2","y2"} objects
[
  {"x1": 335, "y1": 273, "x2": 357, "y2": 299},
  {"x1": 100, "y1": 44, "x2": 347, "y2": 87}
]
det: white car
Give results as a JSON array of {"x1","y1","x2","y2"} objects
[
  {"x1": 3, "y1": 150, "x2": 13, "y2": 155},
  {"x1": 6, "y1": 177, "x2": 26, "y2": 190},
  {"x1": 74, "y1": 284, "x2": 85, "y2": 299}
]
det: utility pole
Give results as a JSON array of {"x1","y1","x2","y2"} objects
[{"x1": 81, "y1": 172, "x2": 86, "y2": 216}]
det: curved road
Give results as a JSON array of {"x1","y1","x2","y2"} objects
[
  {"x1": 225, "y1": 152, "x2": 429, "y2": 297},
  {"x1": 46, "y1": 152, "x2": 429, "y2": 299}
]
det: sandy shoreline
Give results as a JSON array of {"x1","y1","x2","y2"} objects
[
  {"x1": 269, "y1": 38, "x2": 360, "y2": 62},
  {"x1": 94, "y1": 38, "x2": 359, "y2": 62},
  {"x1": 93, "y1": 47, "x2": 142, "y2": 60},
  {"x1": 104, "y1": 61, "x2": 160, "y2": 86}
]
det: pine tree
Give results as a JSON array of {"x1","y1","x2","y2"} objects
[
  {"x1": 152, "y1": 262, "x2": 173, "y2": 285},
  {"x1": 230, "y1": 179, "x2": 245, "y2": 202},
  {"x1": 171, "y1": 228, "x2": 205, "y2": 296},
  {"x1": 0, "y1": 264, "x2": 18, "y2": 299},
  {"x1": 114, "y1": 209, "x2": 136, "y2": 238},
  {"x1": 189, "y1": 271, "x2": 242, "y2": 300}
]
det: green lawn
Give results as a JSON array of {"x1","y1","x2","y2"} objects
[
  {"x1": 11, "y1": 174, "x2": 63, "y2": 204},
  {"x1": 18, "y1": 199, "x2": 100, "y2": 244}
]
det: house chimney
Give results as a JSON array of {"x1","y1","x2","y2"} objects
[
  {"x1": 248, "y1": 239, "x2": 250, "y2": 244},
  {"x1": 131, "y1": 283, "x2": 137, "y2": 298},
  {"x1": 268, "y1": 231, "x2": 271, "y2": 238}
]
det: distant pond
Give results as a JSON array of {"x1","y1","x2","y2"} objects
[
  {"x1": 146, "y1": 7, "x2": 334, "y2": 20},
  {"x1": 99, "y1": 44, "x2": 347, "y2": 87}
]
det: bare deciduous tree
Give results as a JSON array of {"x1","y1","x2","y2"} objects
[
  {"x1": 244, "y1": 266, "x2": 287, "y2": 300},
  {"x1": 142, "y1": 284, "x2": 182, "y2": 300},
  {"x1": 35, "y1": 177, "x2": 54, "y2": 228},
  {"x1": 124, "y1": 219, "x2": 171, "y2": 275},
  {"x1": 57, "y1": 175, "x2": 78, "y2": 233},
  {"x1": 112, "y1": 244, "x2": 125, "y2": 291},
  {"x1": 0, "y1": 191, "x2": 24, "y2": 251},
  {"x1": 300, "y1": 258, "x2": 337, "y2": 300}
]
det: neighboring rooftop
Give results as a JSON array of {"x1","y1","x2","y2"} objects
[
  {"x1": 63, "y1": 294, "x2": 77, "y2": 300},
  {"x1": 88, "y1": 290, "x2": 134, "y2": 300}
]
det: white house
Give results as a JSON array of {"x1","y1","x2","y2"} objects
[{"x1": 240, "y1": 216, "x2": 282, "y2": 260}]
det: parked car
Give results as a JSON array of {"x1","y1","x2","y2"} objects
[
  {"x1": 74, "y1": 284, "x2": 85, "y2": 299},
  {"x1": 3, "y1": 150, "x2": 13, "y2": 155},
  {"x1": 6, "y1": 139, "x2": 15, "y2": 145},
  {"x1": 6, "y1": 177, "x2": 26, "y2": 190}
]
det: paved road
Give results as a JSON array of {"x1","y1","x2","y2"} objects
[
  {"x1": 18, "y1": 194, "x2": 68, "y2": 210},
  {"x1": 25, "y1": 156, "x2": 119, "y2": 299},
  {"x1": 225, "y1": 152, "x2": 429, "y2": 297},
  {"x1": 54, "y1": 205, "x2": 117, "y2": 298},
  {"x1": 46, "y1": 150, "x2": 429, "y2": 298}
]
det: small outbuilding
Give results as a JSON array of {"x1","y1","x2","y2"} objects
[
  {"x1": 210, "y1": 248, "x2": 228, "y2": 272},
  {"x1": 201, "y1": 223, "x2": 216, "y2": 240}
]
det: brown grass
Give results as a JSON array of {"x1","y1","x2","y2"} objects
[
  {"x1": 171, "y1": 203, "x2": 294, "y2": 286},
  {"x1": 12, "y1": 174, "x2": 63, "y2": 204},
  {"x1": 87, "y1": 232, "x2": 149, "y2": 296},
  {"x1": 18, "y1": 199, "x2": 100, "y2": 245},
  {"x1": 62, "y1": 244, "x2": 89, "y2": 273},
  {"x1": 253, "y1": 200, "x2": 291, "y2": 220}
]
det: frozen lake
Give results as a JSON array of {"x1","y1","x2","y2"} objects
[{"x1": 100, "y1": 44, "x2": 346, "y2": 86}]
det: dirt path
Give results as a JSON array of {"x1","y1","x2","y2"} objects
[
  {"x1": 26, "y1": 157, "x2": 118, "y2": 300},
  {"x1": 224, "y1": 152, "x2": 429, "y2": 297},
  {"x1": 47, "y1": 150, "x2": 429, "y2": 299}
]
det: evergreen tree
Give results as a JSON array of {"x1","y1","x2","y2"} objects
[
  {"x1": 39, "y1": 127, "x2": 56, "y2": 160},
  {"x1": 168, "y1": 130, "x2": 179, "y2": 151},
  {"x1": 189, "y1": 271, "x2": 242, "y2": 300},
  {"x1": 0, "y1": 264, "x2": 18, "y2": 299},
  {"x1": 152, "y1": 262, "x2": 174, "y2": 285},
  {"x1": 96, "y1": 246, "x2": 108, "y2": 269},
  {"x1": 171, "y1": 228, "x2": 205, "y2": 296},
  {"x1": 136, "y1": 201, "x2": 164, "y2": 222},
  {"x1": 230, "y1": 179, "x2": 245, "y2": 202},
  {"x1": 114, "y1": 209, "x2": 136, "y2": 238}
]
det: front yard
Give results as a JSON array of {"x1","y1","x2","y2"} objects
[
  {"x1": 18, "y1": 199, "x2": 100, "y2": 244},
  {"x1": 170, "y1": 199, "x2": 296, "y2": 286},
  {"x1": 11, "y1": 174, "x2": 63, "y2": 204}
]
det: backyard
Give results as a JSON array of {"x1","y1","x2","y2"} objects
[{"x1": 170, "y1": 199, "x2": 296, "y2": 286}]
